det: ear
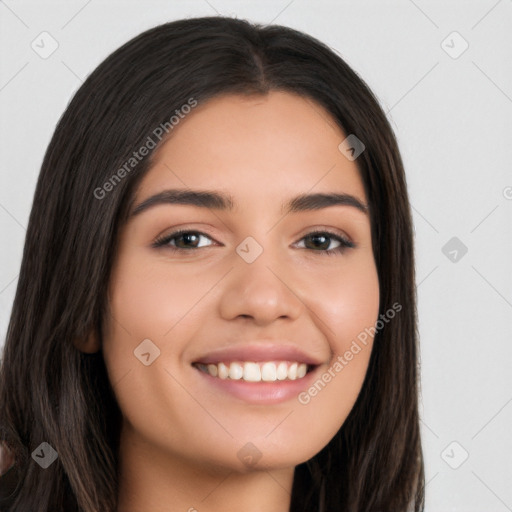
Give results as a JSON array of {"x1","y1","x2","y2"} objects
[
  {"x1": 73, "y1": 329, "x2": 101, "y2": 354},
  {"x1": 0, "y1": 442, "x2": 15, "y2": 476}
]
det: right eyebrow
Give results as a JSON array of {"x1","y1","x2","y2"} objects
[{"x1": 130, "y1": 189, "x2": 235, "y2": 217}]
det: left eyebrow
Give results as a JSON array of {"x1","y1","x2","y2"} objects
[
  {"x1": 286, "y1": 192, "x2": 368, "y2": 215},
  {"x1": 129, "y1": 188, "x2": 369, "y2": 218}
]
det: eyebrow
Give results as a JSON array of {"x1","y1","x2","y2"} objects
[{"x1": 130, "y1": 188, "x2": 368, "y2": 218}]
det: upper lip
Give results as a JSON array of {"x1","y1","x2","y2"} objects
[{"x1": 192, "y1": 342, "x2": 324, "y2": 366}]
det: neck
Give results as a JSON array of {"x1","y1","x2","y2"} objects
[{"x1": 116, "y1": 422, "x2": 294, "y2": 512}]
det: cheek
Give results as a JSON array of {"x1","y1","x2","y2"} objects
[
  {"x1": 110, "y1": 259, "x2": 186, "y2": 325},
  {"x1": 289, "y1": 255, "x2": 380, "y2": 446},
  {"x1": 101, "y1": 251, "x2": 224, "y2": 418},
  {"x1": 308, "y1": 251, "x2": 380, "y2": 351},
  {"x1": 100, "y1": 255, "x2": 204, "y2": 448},
  {"x1": 100, "y1": 254, "x2": 186, "y2": 394},
  {"x1": 104, "y1": 252, "x2": 205, "y2": 351}
]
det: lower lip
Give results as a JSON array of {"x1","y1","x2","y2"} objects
[{"x1": 193, "y1": 365, "x2": 320, "y2": 404}]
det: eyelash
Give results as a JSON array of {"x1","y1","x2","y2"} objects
[{"x1": 152, "y1": 228, "x2": 355, "y2": 256}]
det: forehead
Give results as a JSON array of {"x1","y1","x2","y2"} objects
[{"x1": 134, "y1": 91, "x2": 367, "y2": 211}]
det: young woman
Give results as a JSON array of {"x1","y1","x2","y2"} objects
[{"x1": 0, "y1": 16, "x2": 424, "y2": 512}]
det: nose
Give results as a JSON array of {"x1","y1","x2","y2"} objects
[{"x1": 217, "y1": 249, "x2": 304, "y2": 327}]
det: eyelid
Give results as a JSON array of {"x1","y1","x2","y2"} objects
[
  {"x1": 151, "y1": 228, "x2": 218, "y2": 249},
  {"x1": 292, "y1": 229, "x2": 355, "y2": 256},
  {"x1": 295, "y1": 225, "x2": 353, "y2": 244}
]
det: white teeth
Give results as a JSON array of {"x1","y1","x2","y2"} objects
[
  {"x1": 200, "y1": 361, "x2": 310, "y2": 382},
  {"x1": 228, "y1": 362, "x2": 243, "y2": 380},
  {"x1": 261, "y1": 362, "x2": 277, "y2": 382},
  {"x1": 276, "y1": 362, "x2": 288, "y2": 380},
  {"x1": 218, "y1": 362, "x2": 229, "y2": 379},
  {"x1": 207, "y1": 364, "x2": 218, "y2": 377},
  {"x1": 243, "y1": 362, "x2": 261, "y2": 382}
]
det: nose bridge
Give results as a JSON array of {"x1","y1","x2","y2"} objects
[{"x1": 218, "y1": 237, "x2": 303, "y2": 324}]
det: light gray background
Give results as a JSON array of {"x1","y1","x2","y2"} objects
[{"x1": 1, "y1": 1, "x2": 511, "y2": 510}]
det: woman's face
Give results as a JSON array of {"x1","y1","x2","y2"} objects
[{"x1": 102, "y1": 91, "x2": 380, "y2": 472}]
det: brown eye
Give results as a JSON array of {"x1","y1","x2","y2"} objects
[
  {"x1": 296, "y1": 231, "x2": 355, "y2": 256},
  {"x1": 152, "y1": 230, "x2": 215, "y2": 250}
]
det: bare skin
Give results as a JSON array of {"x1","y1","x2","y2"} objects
[{"x1": 84, "y1": 91, "x2": 379, "y2": 511}]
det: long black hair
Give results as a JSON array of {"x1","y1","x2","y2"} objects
[{"x1": 0, "y1": 15, "x2": 424, "y2": 511}]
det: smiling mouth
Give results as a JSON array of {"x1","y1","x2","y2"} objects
[{"x1": 193, "y1": 361, "x2": 315, "y2": 382}]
